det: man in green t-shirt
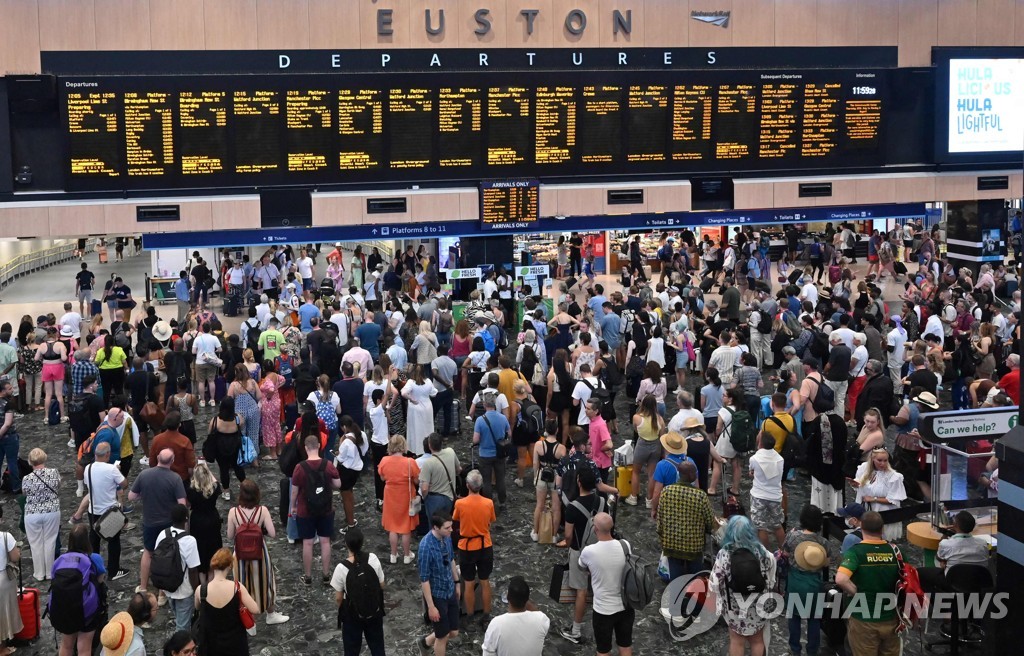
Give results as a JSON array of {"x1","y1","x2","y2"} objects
[
  {"x1": 258, "y1": 318, "x2": 286, "y2": 360},
  {"x1": 835, "y1": 511, "x2": 901, "y2": 656}
]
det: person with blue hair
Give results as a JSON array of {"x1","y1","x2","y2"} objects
[{"x1": 709, "y1": 515, "x2": 777, "y2": 656}]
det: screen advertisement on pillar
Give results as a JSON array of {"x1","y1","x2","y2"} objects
[{"x1": 935, "y1": 49, "x2": 1024, "y2": 164}]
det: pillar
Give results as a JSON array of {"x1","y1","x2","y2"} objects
[{"x1": 946, "y1": 199, "x2": 1006, "y2": 277}]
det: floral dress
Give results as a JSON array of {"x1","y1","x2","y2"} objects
[
  {"x1": 260, "y1": 376, "x2": 283, "y2": 449},
  {"x1": 232, "y1": 382, "x2": 262, "y2": 449},
  {"x1": 387, "y1": 375, "x2": 406, "y2": 437},
  {"x1": 709, "y1": 546, "x2": 777, "y2": 636}
]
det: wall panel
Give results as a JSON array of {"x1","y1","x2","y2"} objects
[
  {"x1": 95, "y1": 0, "x2": 152, "y2": 51},
  {"x1": 934, "y1": 174, "x2": 978, "y2": 201},
  {"x1": 731, "y1": 0, "x2": 774, "y2": 46},
  {"x1": 937, "y1": 0, "x2": 977, "y2": 45},
  {"x1": 551, "y1": 0, "x2": 602, "y2": 47},
  {"x1": 817, "y1": 178, "x2": 858, "y2": 205},
  {"x1": 150, "y1": 0, "x2": 205, "y2": 50},
  {"x1": 38, "y1": 0, "x2": 97, "y2": 52},
  {"x1": 1016, "y1": 0, "x2": 1024, "y2": 44},
  {"x1": 307, "y1": 0, "x2": 362, "y2": 49},
  {"x1": 644, "y1": 183, "x2": 691, "y2": 212},
  {"x1": 599, "y1": 0, "x2": 644, "y2": 46},
  {"x1": 209, "y1": 198, "x2": 259, "y2": 230},
  {"x1": 897, "y1": 0, "x2": 938, "y2": 66},
  {"x1": 734, "y1": 181, "x2": 775, "y2": 209},
  {"x1": 0, "y1": 0, "x2": 41, "y2": 74},
  {"x1": 204, "y1": 0, "x2": 258, "y2": 50},
  {"x1": 49, "y1": 204, "x2": 103, "y2": 237},
  {"x1": 554, "y1": 186, "x2": 605, "y2": 216},
  {"x1": 772, "y1": 182, "x2": 817, "y2": 208},
  {"x1": 816, "y1": 0, "x2": 859, "y2": 46},
  {"x1": 643, "y1": 0, "x2": 689, "y2": 47},
  {"x1": 456, "y1": 191, "x2": 479, "y2": 220},
  {"x1": 0, "y1": 207, "x2": 50, "y2": 239},
  {"x1": 687, "y1": 0, "x2": 733, "y2": 46},
  {"x1": 976, "y1": 0, "x2": 1014, "y2": 45},
  {"x1": 854, "y1": 177, "x2": 896, "y2": 204},
  {"x1": 312, "y1": 195, "x2": 364, "y2": 226},
  {"x1": 408, "y1": 0, "x2": 460, "y2": 47},
  {"x1": 894, "y1": 175, "x2": 936, "y2": 202},
  {"x1": 855, "y1": 0, "x2": 898, "y2": 45},
  {"x1": 256, "y1": 0, "x2": 310, "y2": 49},
  {"x1": 775, "y1": 0, "x2": 818, "y2": 46}
]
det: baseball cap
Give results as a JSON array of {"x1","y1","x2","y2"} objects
[{"x1": 837, "y1": 503, "x2": 866, "y2": 519}]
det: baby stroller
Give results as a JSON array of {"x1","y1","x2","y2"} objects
[{"x1": 316, "y1": 277, "x2": 337, "y2": 305}]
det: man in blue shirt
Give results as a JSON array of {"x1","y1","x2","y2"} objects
[
  {"x1": 354, "y1": 313, "x2": 383, "y2": 362},
  {"x1": 173, "y1": 270, "x2": 191, "y2": 323},
  {"x1": 89, "y1": 408, "x2": 125, "y2": 466},
  {"x1": 473, "y1": 395, "x2": 511, "y2": 506},
  {"x1": 298, "y1": 294, "x2": 322, "y2": 334},
  {"x1": 598, "y1": 302, "x2": 621, "y2": 350},
  {"x1": 586, "y1": 284, "x2": 607, "y2": 315},
  {"x1": 417, "y1": 512, "x2": 460, "y2": 656}
]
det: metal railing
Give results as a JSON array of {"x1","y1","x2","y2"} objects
[{"x1": 0, "y1": 241, "x2": 90, "y2": 292}]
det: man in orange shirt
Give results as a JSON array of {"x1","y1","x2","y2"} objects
[
  {"x1": 998, "y1": 354, "x2": 1021, "y2": 405},
  {"x1": 452, "y1": 469, "x2": 496, "y2": 619},
  {"x1": 148, "y1": 412, "x2": 196, "y2": 482},
  {"x1": 496, "y1": 356, "x2": 530, "y2": 414}
]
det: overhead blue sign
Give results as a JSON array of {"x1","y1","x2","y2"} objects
[{"x1": 142, "y1": 202, "x2": 926, "y2": 250}]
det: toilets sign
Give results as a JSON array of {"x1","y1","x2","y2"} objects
[{"x1": 920, "y1": 406, "x2": 1019, "y2": 442}]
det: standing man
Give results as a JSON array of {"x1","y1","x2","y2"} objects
[
  {"x1": 482, "y1": 576, "x2": 550, "y2": 656},
  {"x1": 152, "y1": 504, "x2": 200, "y2": 633},
  {"x1": 720, "y1": 277, "x2": 742, "y2": 323},
  {"x1": 628, "y1": 236, "x2": 645, "y2": 282},
  {"x1": 0, "y1": 336, "x2": 18, "y2": 411},
  {"x1": 76, "y1": 262, "x2": 96, "y2": 317},
  {"x1": 835, "y1": 511, "x2": 902, "y2": 656},
  {"x1": 452, "y1": 470, "x2": 495, "y2": 621},
  {"x1": 749, "y1": 434, "x2": 786, "y2": 549},
  {"x1": 886, "y1": 316, "x2": 908, "y2": 396},
  {"x1": 148, "y1": 412, "x2": 196, "y2": 483},
  {"x1": 129, "y1": 448, "x2": 187, "y2": 597},
  {"x1": 190, "y1": 322, "x2": 222, "y2": 408},
  {"x1": 72, "y1": 441, "x2": 129, "y2": 581},
  {"x1": 569, "y1": 233, "x2": 584, "y2": 278},
  {"x1": 578, "y1": 512, "x2": 633, "y2": 656},
  {"x1": 473, "y1": 395, "x2": 511, "y2": 507},
  {"x1": 656, "y1": 461, "x2": 718, "y2": 579},
  {"x1": 824, "y1": 332, "x2": 852, "y2": 420},
  {"x1": 0, "y1": 381, "x2": 21, "y2": 494},
  {"x1": 417, "y1": 512, "x2": 461, "y2": 656},
  {"x1": 291, "y1": 435, "x2": 341, "y2": 586},
  {"x1": 189, "y1": 258, "x2": 211, "y2": 312},
  {"x1": 848, "y1": 332, "x2": 869, "y2": 423},
  {"x1": 431, "y1": 345, "x2": 458, "y2": 437},
  {"x1": 254, "y1": 254, "x2": 282, "y2": 302},
  {"x1": 559, "y1": 467, "x2": 606, "y2": 645},
  {"x1": 420, "y1": 433, "x2": 461, "y2": 521},
  {"x1": 296, "y1": 248, "x2": 316, "y2": 292},
  {"x1": 173, "y1": 271, "x2": 191, "y2": 323}
]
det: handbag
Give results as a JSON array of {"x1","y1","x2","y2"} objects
[
  {"x1": 408, "y1": 460, "x2": 421, "y2": 517},
  {"x1": 235, "y1": 581, "x2": 257, "y2": 634},
  {"x1": 237, "y1": 435, "x2": 257, "y2": 467},
  {"x1": 87, "y1": 465, "x2": 126, "y2": 540},
  {"x1": 482, "y1": 414, "x2": 509, "y2": 456},
  {"x1": 140, "y1": 401, "x2": 165, "y2": 430}
]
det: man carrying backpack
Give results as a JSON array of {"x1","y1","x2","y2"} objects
[
  {"x1": 128, "y1": 448, "x2": 186, "y2": 600},
  {"x1": 835, "y1": 511, "x2": 903, "y2": 656},
  {"x1": 151, "y1": 504, "x2": 200, "y2": 632},
  {"x1": 558, "y1": 468, "x2": 607, "y2": 645},
  {"x1": 576, "y1": 512, "x2": 634, "y2": 656},
  {"x1": 332, "y1": 526, "x2": 386, "y2": 656},
  {"x1": 291, "y1": 434, "x2": 341, "y2": 586}
]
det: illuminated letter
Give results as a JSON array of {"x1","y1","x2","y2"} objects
[
  {"x1": 381, "y1": 53, "x2": 391, "y2": 67},
  {"x1": 430, "y1": 53, "x2": 441, "y2": 67},
  {"x1": 526, "y1": 52, "x2": 536, "y2": 65},
  {"x1": 707, "y1": 51, "x2": 716, "y2": 65},
  {"x1": 331, "y1": 54, "x2": 341, "y2": 68},
  {"x1": 572, "y1": 51, "x2": 583, "y2": 66},
  {"x1": 618, "y1": 52, "x2": 627, "y2": 65},
  {"x1": 479, "y1": 53, "x2": 489, "y2": 66},
  {"x1": 664, "y1": 51, "x2": 672, "y2": 65},
  {"x1": 278, "y1": 55, "x2": 291, "y2": 69}
]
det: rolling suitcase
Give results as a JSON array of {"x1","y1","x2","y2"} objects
[
  {"x1": 564, "y1": 276, "x2": 578, "y2": 290},
  {"x1": 698, "y1": 278, "x2": 716, "y2": 294},
  {"x1": 788, "y1": 268, "x2": 804, "y2": 285},
  {"x1": 893, "y1": 261, "x2": 907, "y2": 276},
  {"x1": 90, "y1": 299, "x2": 102, "y2": 317},
  {"x1": 15, "y1": 565, "x2": 39, "y2": 641}
]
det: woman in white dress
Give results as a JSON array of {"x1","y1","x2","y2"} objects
[
  {"x1": 0, "y1": 525, "x2": 21, "y2": 654},
  {"x1": 852, "y1": 447, "x2": 907, "y2": 541},
  {"x1": 401, "y1": 365, "x2": 437, "y2": 457}
]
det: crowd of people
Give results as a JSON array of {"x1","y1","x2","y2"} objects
[{"x1": 0, "y1": 220, "x2": 1013, "y2": 655}]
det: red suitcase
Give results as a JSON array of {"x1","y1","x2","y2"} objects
[{"x1": 15, "y1": 567, "x2": 39, "y2": 640}]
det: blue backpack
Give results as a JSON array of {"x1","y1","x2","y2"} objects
[
  {"x1": 810, "y1": 242, "x2": 822, "y2": 258},
  {"x1": 479, "y1": 329, "x2": 495, "y2": 355},
  {"x1": 314, "y1": 391, "x2": 338, "y2": 431},
  {"x1": 46, "y1": 552, "x2": 101, "y2": 635},
  {"x1": 275, "y1": 354, "x2": 294, "y2": 389}
]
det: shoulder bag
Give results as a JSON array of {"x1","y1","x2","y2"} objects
[
  {"x1": 482, "y1": 413, "x2": 510, "y2": 456},
  {"x1": 88, "y1": 465, "x2": 126, "y2": 540},
  {"x1": 408, "y1": 459, "x2": 421, "y2": 517}
]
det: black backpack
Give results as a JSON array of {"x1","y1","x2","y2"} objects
[
  {"x1": 149, "y1": 528, "x2": 186, "y2": 592},
  {"x1": 302, "y1": 459, "x2": 333, "y2": 518},
  {"x1": 518, "y1": 399, "x2": 544, "y2": 441},
  {"x1": 583, "y1": 379, "x2": 615, "y2": 421},
  {"x1": 757, "y1": 310, "x2": 773, "y2": 334},
  {"x1": 728, "y1": 548, "x2": 767, "y2": 594},
  {"x1": 245, "y1": 319, "x2": 262, "y2": 354},
  {"x1": 599, "y1": 355, "x2": 624, "y2": 390},
  {"x1": 558, "y1": 456, "x2": 582, "y2": 506},
  {"x1": 806, "y1": 375, "x2": 836, "y2": 414},
  {"x1": 337, "y1": 554, "x2": 385, "y2": 625},
  {"x1": 808, "y1": 329, "x2": 829, "y2": 360}
]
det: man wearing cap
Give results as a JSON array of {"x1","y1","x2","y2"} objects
[
  {"x1": 823, "y1": 332, "x2": 851, "y2": 420},
  {"x1": 837, "y1": 502, "x2": 866, "y2": 552},
  {"x1": 997, "y1": 353, "x2": 1021, "y2": 405},
  {"x1": 848, "y1": 333, "x2": 869, "y2": 423},
  {"x1": 649, "y1": 430, "x2": 698, "y2": 518},
  {"x1": 656, "y1": 460, "x2": 717, "y2": 582}
]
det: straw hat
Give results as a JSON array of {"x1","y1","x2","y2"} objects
[
  {"x1": 152, "y1": 321, "x2": 172, "y2": 342},
  {"x1": 660, "y1": 431, "x2": 688, "y2": 456},
  {"x1": 99, "y1": 612, "x2": 136, "y2": 656},
  {"x1": 682, "y1": 416, "x2": 704, "y2": 430},
  {"x1": 794, "y1": 541, "x2": 828, "y2": 571},
  {"x1": 912, "y1": 391, "x2": 939, "y2": 410}
]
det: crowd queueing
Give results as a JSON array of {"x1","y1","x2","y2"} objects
[{"x1": 0, "y1": 221, "x2": 1015, "y2": 656}]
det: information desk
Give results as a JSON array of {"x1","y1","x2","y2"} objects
[{"x1": 908, "y1": 519, "x2": 997, "y2": 567}]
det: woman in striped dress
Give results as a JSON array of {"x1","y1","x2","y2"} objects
[
  {"x1": 226, "y1": 480, "x2": 289, "y2": 625},
  {"x1": 228, "y1": 363, "x2": 262, "y2": 459}
]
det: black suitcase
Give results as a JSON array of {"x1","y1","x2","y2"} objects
[
  {"x1": 894, "y1": 261, "x2": 907, "y2": 276},
  {"x1": 788, "y1": 268, "x2": 804, "y2": 285},
  {"x1": 699, "y1": 278, "x2": 716, "y2": 294},
  {"x1": 223, "y1": 295, "x2": 239, "y2": 317},
  {"x1": 565, "y1": 276, "x2": 578, "y2": 290},
  {"x1": 90, "y1": 299, "x2": 102, "y2": 317}
]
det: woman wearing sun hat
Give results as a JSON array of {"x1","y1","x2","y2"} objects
[
  {"x1": 782, "y1": 505, "x2": 838, "y2": 656},
  {"x1": 648, "y1": 431, "x2": 697, "y2": 518},
  {"x1": 679, "y1": 415, "x2": 725, "y2": 493}
]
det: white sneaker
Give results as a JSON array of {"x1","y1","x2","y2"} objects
[
  {"x1": 390, "y1": 553, "x2": 398, "y2": 564},
  {"x1": 403, "y1": 553, "x2": 416, "y2": 565},
  {"x1": 200, "y1": 400, "x2": 207, "y2": 408},
  {"x1": 530, "y1": 531, "x2": 539, "y2": 542},
  {"x1": 645, "y1": 498, "x2": 653, "y2": 509},
  {"x1": 157, "y1": 591, "x2": 167, "y2": 607},
  {"x1": 624, "y1": 495, "x2": 638, "y2": 506},
  {"x1": 266, "y1": 611, "x2": 290, "y2": 625},
  {"x1": 67, "y1": 438, "x2": 75, "y2": 448},
  {"x1": 76, "y1": 488, "x2": 84, "y2": 498},
  {"x1": 138, "y1": 456, "x2": 150, "y2": 467},
  {"x1": 221, "y1": 491, "x2": 231, "y2": 500},
  {"x1": 513, "y1": 478, "x2": 524, "y2": 488}
]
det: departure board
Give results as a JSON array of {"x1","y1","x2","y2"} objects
[
  {"x1": 58, "y1": 70, "x2": 888, "y2": 191},
  {"x1": 480, "y1": 179, "x2": 540, "y2": 230}
]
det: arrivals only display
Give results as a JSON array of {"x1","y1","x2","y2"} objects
[{"x1": 60, "y1": 69, "x2": 887, "y2": 191}]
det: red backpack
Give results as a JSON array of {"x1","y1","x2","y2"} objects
[
  {"x1": 892, "y1": 544, "x2": 927, "y2": 634},
  {"x1": 234, "y1": 507, "x2": 265, "y2": 561}
]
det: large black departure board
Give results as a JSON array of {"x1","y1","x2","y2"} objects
[{"x1": 60, "y1": 70, "x2": 887, "y2": 191}]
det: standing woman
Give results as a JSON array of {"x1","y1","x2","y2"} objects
[
  {"x1": 166, "y1": 376, "x2": 198, "y2": 444},
  {"x1": 974, "y1": 322, "x2": 997, "y2": 381},
  {"x1": 378, "y1": 355, "x2": 407, "y2": 437},
  {"x1": 226, "y1": 480, "x2": 289, "y2": 625},
  {"x1": 19, "y1": 334, "x2": 43, "y2": 412},
  {"x1": 259, "y1": 360, "x2": 284, "y2": 460},
  {"x1": 636, "y1": 361, "x2": 668, "y2": 418},
  {"x1": 700, "y1": 367, "x2": 725, "y2": 437},
  {"x1": 204, "y1": 397, "x2": 246, "y2": 501},
  {"x1": 627, "y1": 394, "x2": 665, "y2": 507},
  {"x1": 410, "y1": 321, "x2": 438, "y2": 367},
  {"x1": 377, "y1": 435, "x2": 420, "y2": 564},
  {"x1": 460, "y1": 337, "x2": 490, "y2": 406},
  {"x1": 556, "y1": 235, "x2": 569, "y2": 278},
  {"x1": 22, "y1": 448, "x2": 60, "y2": 582},
  {"x1": 36, "y1": 327, "x2": 69, "y2": 420},
  {"x1": 241, "y1": 349, "x2": 261, "y2": 381},
  {"x1": 332, "y1": 527, "x2": 386, "y2": 656},
  {"x1": 712, "y1": 386, "x2": 746, "y2": 498},
  {"x1": 92, "y1": 334, "x2": 126, "y2": 408},
  {"x1": 546, "y1": 303, "x2": 579, "y2": 355},
  {"x1": 228, "y1": 363, "x2": 262, "y2": 462},
  {"x1": 350, "y1": 246, "x2": 366, "y2": 290},
  {"x1": 401, "y1": 365, "x2": 437, "y2": 458},
  {"x1": 327, "y1": 255, "x2": 346, "y2": 294},
  {"x1": 709, "y1": 515, "x2": 776, "y2": 656},
  {"x1": 186, "y1": 461, "x2": 222, "y2": 584},
  {"x1": 531, "y1": 419, "x2": 566, "y2": 542},
  {"x1": 193, "y1": 548, "x2": 260, "y2": 656},
  {"x1": 570, "y1": 332, "x2": 597, "y2": 378},
  {"x1": 102, "y1": 273, "x2": 117, "y2": 321},
  {"x1": 335, "y1": 416, "x2": 365, "y2": 533},
  {"x1": 307, "y1": 374, "x2": 341, "y2": 456},
  {"x1": 546, "y1": 349, "x2": 574, "y2": 444},
  {"x1": 450, "y1": 320, "x2": 472, "y2": 390},
  {"x1": 852, "y1": 447, "x2": 907, "y2": 541}
]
